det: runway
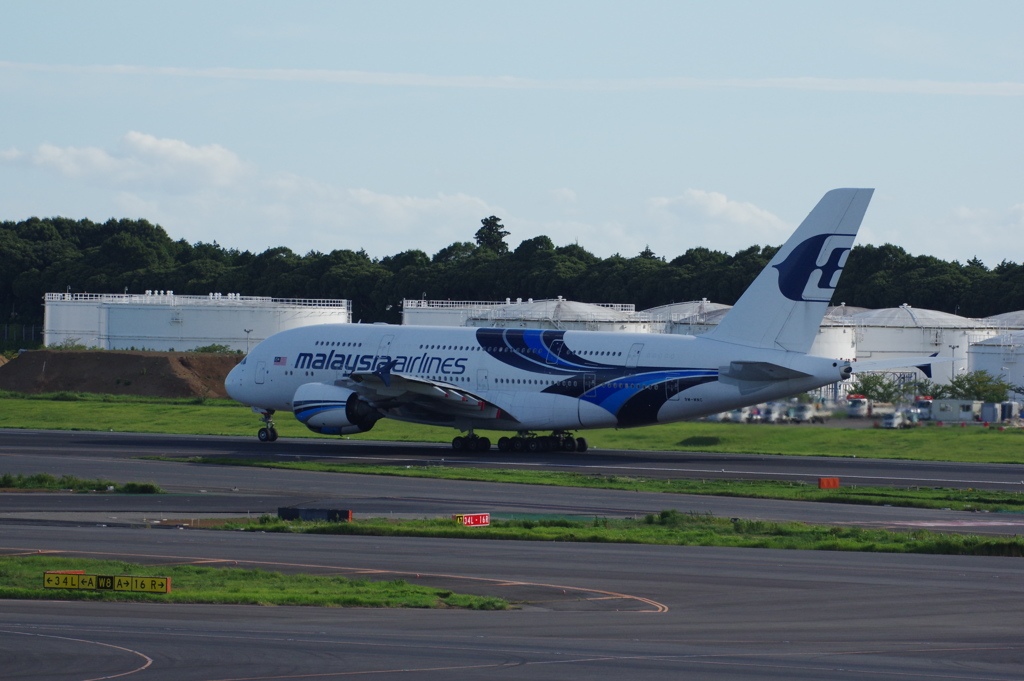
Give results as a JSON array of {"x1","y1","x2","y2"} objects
[
  {"x1": 6, "y1": 428, "x2": 1024, "y2": 491},
  {"x1": 1, "y1": 430, "x2": 1024, "y2": 679},
  {"x1": 3, "y1": 429, "x2": 1024, "y2": 534}
]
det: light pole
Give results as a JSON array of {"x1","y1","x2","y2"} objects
[
  {"x1": 948, "y1": 344, "x2": 960, "y2": 377},
  {"x1": 244, "y1": 329, "x2": 253, "y2": 354}
]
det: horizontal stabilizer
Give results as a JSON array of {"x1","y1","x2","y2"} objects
[
  {"x1": 851, "y1": 354, "x2": 948, "y2": 379},
  {"x1": 719, "y1": 361, "x2": 812, "y2": 382}
]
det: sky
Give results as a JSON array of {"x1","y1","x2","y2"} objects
[{"x1": 1, "y1": 2, "x2": 1022, "y2": 268}]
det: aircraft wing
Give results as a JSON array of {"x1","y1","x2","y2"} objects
[{"x1": 342, "y1": 365, "x2": 508, "y2": 421}]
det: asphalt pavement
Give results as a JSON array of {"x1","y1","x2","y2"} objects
[{"x1": 1, "y1": 429, "x2": 1023, "y2": 680}]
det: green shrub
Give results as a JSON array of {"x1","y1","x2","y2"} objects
[
  {"x1": 119, "y1": 482, "x2": 162, "y2": 494},
  {"x1": 190, "y1": 344, "x2": 234, "y2": 353}
]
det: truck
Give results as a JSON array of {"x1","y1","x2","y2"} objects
[
  {"x1": 980, "y1": 401, "x2": 1021, "y2": 423},
  {"x1": 759, "y1": 403, "x2": 785, "y2": 423},
  {"x1": 846, "y1": 395, "x2": 895, "y2": 418},
  {"x1": 725, "y1": 406, "x2": 754, "y2": 423},
  {"x1": 881, "y1": 410, "x2": 921, "y2": 429},
  {"x1": 913, "y1": 395, "x2": 933, "y2": 420},
  {"x1": 787, "y1": 404, "x2": 830, "y2": 424}
]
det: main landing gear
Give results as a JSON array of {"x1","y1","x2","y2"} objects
[
  {"x1": 497, "y1": 431, "x2": 588, "y2": 453},
  {"x1": 450, "y1": 430, "x2": 587, "y2": 453},
  {"x1": 256, "y1": 410, "x2": 279, "y2": 442},
  {"x1": 450, "y1": 431, "x2": 587, "y2": 452}
]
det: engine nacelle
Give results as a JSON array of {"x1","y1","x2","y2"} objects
[{"x1": 292, "y1": 383, "x2": 382, "y2": 435}]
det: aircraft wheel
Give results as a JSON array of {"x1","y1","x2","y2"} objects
[
  {"x1": 268, "y1": 428, "x2": 279, "y2": 442},
  {"x1": 561, "y1": 437, "x2": 577, "y2": 452},
  {"x1": 476, "y1": 436, "x2": 491, "y2": 452},
  {"x1": 512, "y1": 437, "x2": 525, "y2": 452},
  {"x1": 258, "y1": 428, "x2": 272, "y2": 442},
  {"x1": 539, "y1": 437, "x2": 552, "y2": 452},
  {"x1": 575, "y1": 437, "x2": 588, "y2": 452},
  {"x1": 526, "y1": 438, "x2": 541, "y2": 453},
  {"x1": 452, "y1": 436, "x2": 466, "y2": 451},
  {"x1": 498, "y1": 437, "x2": 511, "y2": 452}
]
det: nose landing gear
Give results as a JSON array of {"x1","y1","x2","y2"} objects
[{"x1": 255, "y1": 410, "x2": 279, "y2": 442}]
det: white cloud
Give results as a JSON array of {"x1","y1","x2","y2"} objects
[
  {"x1": 857, "y1": 200, "x2": 1024, "y2": 267},
  {"x1": 647, "y1": 189, "x2": 790, "y2": 255},
  {"x1": 549, "y1": 188, "x2": 577, "y2": 204},
  {"x1": 864, "y1": 25, "x2": 949, "y2": 66},
  {"x1": 0, "y1": 132, "x2": 502, "y2": 257},
  {"x1": 32, "y1": 142, "x2": 129, "y2": 179},
  {"x1": 2, "y1": 61, "x2": 1022, "y2": 96},
  {"x1": 121, "y1": 131, "x2": 248, "y2": 187},
  {"x1": 939, "y1": 202, "x2": 1024, "y2": 264},
  {"x1": 15, "y1": 132, "x2": 250, "y2": 193}
]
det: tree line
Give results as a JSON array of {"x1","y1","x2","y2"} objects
[
  {"x1": 3, "y1": 214, "x2": 1024, "y2": 326},
  {"x1": 848, "y1": 371, "x2": 1018, "y2": 404}
]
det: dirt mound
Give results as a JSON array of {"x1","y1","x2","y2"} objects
[{"x1": 0, "y1": 350, "x2": 243, "y2": 398}]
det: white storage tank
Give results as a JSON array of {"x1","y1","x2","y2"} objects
[
  {"x1": 403, "y1": 297, "x2": 648, "y2": 332},
  {"x1": 849, "y1": 304, "x2": 1000, "y2": 383},
  {"x1": 44, "y1": 292, "x2": 352, "y2": 352},
  {"x1": 969, "y1": 330, "x2": 1024, "y2": 401},
  {"x1": 986, "y1": 310, "x2": 1024, "y2": 330}
]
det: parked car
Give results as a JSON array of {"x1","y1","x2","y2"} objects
[
  {"x1": 787, "y1": 404, "x2": 830, "y2": 424},
  {"x1": 760, "y1": 403, "x2": 785, "y2": 423},
  {"x1": 846, "y1": 395, "x2": 895, "y2": 418},
  {"x1": 727, "y1": 406, "x2": 753, "y2": 423},
  {"x1": 882, "y1": 410, "x2": 921, "y2": 429}
]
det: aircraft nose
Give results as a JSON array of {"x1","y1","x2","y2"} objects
[{"x1": 225, "y1": 362, "x2": 247, "y2": 403}]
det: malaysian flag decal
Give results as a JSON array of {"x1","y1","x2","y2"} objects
[{"x1": 273, "y1": 357, "x2": 287, "y2": 366}]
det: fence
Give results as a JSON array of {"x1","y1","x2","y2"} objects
[{"x1": 2, "y1": 324, "x2": 39, "y2": 341}]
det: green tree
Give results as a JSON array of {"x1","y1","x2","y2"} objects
[
  {"x1": 381, "y1": 249, "x2": 430, "y2": 274},
  {"x1": 908, "y1": 378, "x2": 944, "y2": 400},
  {"x1": 958, "y1": 257, "x2": 998, "y2": 317},
  {"x1": 846, "y1": 373, "x2": 907, "y2": 403},
  {"x1": 432, "y1": 242, "x2": 477, "y2": 263},
  {"x1": 943, "y1": 370, "x2": 1013, "y2": 402},
  {"x1": 474, "y1": 216, "x2": 510, "y2": 254},
  {"x1": 513, "y1": 235, "x2": 555, "y2": 261}
]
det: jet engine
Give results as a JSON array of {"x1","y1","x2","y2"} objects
[{"x1": 292, "y1": 383, "x2": 382, "y2": 435}]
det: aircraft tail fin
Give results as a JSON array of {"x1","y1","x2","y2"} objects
[{"x1": 704, "y1": 188, "x2": 873, "y2": 354}]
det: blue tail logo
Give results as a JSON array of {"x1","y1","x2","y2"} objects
[{"x1": 773, "y1": 233, "x2": 856, "y2": 302}]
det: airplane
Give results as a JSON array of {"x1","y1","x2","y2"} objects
[{"x1": 225, "y1": 188, "x2": 939, "y2": 452}]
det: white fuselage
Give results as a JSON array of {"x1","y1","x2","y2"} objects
[{"x1": 225, "y1": 323, "x2": 848, "y2": 434}]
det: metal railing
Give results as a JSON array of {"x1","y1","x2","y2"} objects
[
  {"x1": 402, "y1": 298, "x2": 635, "y2": 312},
  {"x1": 44, "y1": 292, "x2": 350, "y2": 310}
]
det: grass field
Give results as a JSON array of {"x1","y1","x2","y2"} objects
[
  {"x1": 0, "y1": 472, "x2": 161, "y2": 494},
  {"x1": 0, "y1": 555, "x2": 507, "y2": 609},
  {"x1": 3, "y1": 392, "x2": 1023, "y2": 463},
  {"x1": 181, "y1": 457, "x2": 1024, "y2": 512},
  {"x1": 222, "y1": 510, "x2": 1024, "y2": 557}
]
